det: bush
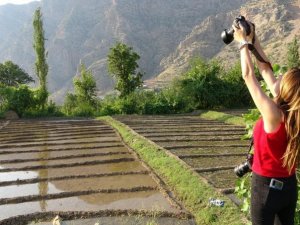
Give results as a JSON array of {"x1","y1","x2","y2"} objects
[
  {"x1": 62, "y1": 91, "x2": 100, "y2": 117},
  {"x1": 178, "y1": 58, "x2": 223, "y2": 109},
  {"x1": 63, "y1": 57, "x2": 254, "y2": 117},
  {"x1": 33, "y1": 88, "x2": 49, "y2": 110},
  {"x1": 97, "y1": 88, "x2": 193, "y2": 116},
  {"x1": 71, "y1": 102, "x2": 96, "y2": 117},
  {"x1": 0, "y1": 84, "x2": 64, "y2": 118},
  {"x1": 1, "y1": 85, "x2": 35, "y2": 117},
  {"x1": 178, "y1": 58, "x2": 251, "y2": 110},
  {"x1": 222, "y1": 62, "x2": 253, "y2": 108},
  {"x1": 23, "y1": 100, "x2": 64, "y2": 118},
  {"x1": 62, "y1": 93, "x2": 78, "y2": 116}
]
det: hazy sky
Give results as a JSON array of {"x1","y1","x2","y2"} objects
[{"x1": 0, "y1": 0, "x2": 40, "y2": 6}]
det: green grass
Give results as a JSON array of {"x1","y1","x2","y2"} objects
[
  {"x1": 100, "y1": 116, "x2": 248, "y2": 225},
  {"x1": 199, "y1": 111, "x2": 245, "y2": 126}
]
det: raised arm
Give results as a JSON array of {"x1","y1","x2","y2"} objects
[
  {"x1": 233, "y1": 25, "x2": 282, "y2": 132},
  {"x1": 254, "y1": 37, "x2": 282, "y2": 97}
]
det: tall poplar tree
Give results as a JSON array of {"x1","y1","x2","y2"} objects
[{"x1": 33, "y1": 7, "x2": 48, "y2": 108}]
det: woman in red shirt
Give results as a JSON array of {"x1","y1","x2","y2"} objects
[{"x1": 232, "y1": 21, "x2": 299, "y2": 225}]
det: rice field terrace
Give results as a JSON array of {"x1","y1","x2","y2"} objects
[
  {"x1": 113, "y1": 114, "x2": 249, "y2": 201},
  {"x1": 0, "y1": 119, "x2": 195, "y2": 225}
]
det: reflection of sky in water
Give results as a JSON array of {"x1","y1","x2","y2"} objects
[
  {"x1": 0, "y1": 167, "x2": 38, "y2": 182},
  {"x1": 0, "y1": 182, "x2": 61, "y2": 198},
  {"x1": 0, "y1": 192, "x2": 174, "y2": 220}
]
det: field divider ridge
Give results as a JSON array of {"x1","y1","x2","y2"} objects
[
  {"x1": 0, "y1": 171, "x2": 150, "y2": 187},
  {"x1": 99, "y1": 116, "x2": 249, "y2": 225},
  {"x1": 0, "y1": 186, "x2": 157, "y2": 205},
  {"x1": 0, "y1": 158, "x2": 135, "y2": 172},
  {"x1": 0, "y1": 151, "x2": 129, "y2": 164},
  {"x1": 0, "y1": 144, "x2": 124, "y2": 155}
]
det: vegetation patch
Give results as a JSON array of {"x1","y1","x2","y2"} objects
[
  {"x1": 198, "y1": 111, "x2": 245, "y2": 127},
  {"x1": 101, "y1": 116, "x2": 248, "y2": 225}
]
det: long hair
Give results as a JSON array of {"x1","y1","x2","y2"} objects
[{"x1": 276, "y1": 68, "x2": 300, "y2": 173}]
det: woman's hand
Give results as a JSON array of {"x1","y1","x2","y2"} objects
[
  {"x1": 232, "y1": 21, "x2": 255, "y2": 43},
  {"x1": 232, "y1": 24, "x2": 247, "y2": 42}
]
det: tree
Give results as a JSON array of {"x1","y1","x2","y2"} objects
[
  {"x1": 73, "y1": 63, "x2": 97, "y2": 105},
  {"x1": 287, "y1": 37, "x2": 300, "y2": 69},
  {"x1": 33, "y1": 7, "x2": 48, "y2": 108},
  {"x1": 107, "y1": 42, "x2": 143, "y2": 97},
  {"x1": 0, "y1": 61, "x2": 34, "y2": 87},
  {"x1": 1, "y1": 85, "x2": 35, "y2": 117},
  {"x1": 62, "y1": 63, "x2": 98, "y2": 117}
]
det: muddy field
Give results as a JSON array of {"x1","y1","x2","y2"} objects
[
  {"x1": 0, "y1": 119, "x2": 194, "y2": 225},
  {"x1": 113, "y1": 115, "x2": 249, "y2": 197}
]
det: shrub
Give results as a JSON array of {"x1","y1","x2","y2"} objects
[
  {"x1": 23, "y1": 100, "x2": 64, "y2": 118},
  {"x1": 1, "y1": 85, "x2": 35, "y2": 117},
  {"x1": 62, "y1": 94, "x2": 97, "y2": 117},
  {"x1": 97, "y1": 88, "x2": 193, "y2": 116},
  {"x1": 178, "y1": 58, "x2": 223, "y2": 109},
  {"x1": 62, "y1": 93, "x2": 78, "y2": 116},
  {"x1": 222, "y1": 62, "x2": 253, "y2": 108},
  {"x1": 71, "y1": 101, "x2": 96, "y2": 117}
]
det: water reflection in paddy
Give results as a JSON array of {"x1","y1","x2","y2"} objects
[
  {"x1": 0, "y1": 191, "x2": 173, "y2": 220},
  {"x1": 0, "y1": 168, "x2": 38, "y2": 182}
]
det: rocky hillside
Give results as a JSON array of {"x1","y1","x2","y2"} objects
[
  {"x1": 0, "y1": 0, "x2": 249, "y2": 102},
  {"x1": 0, "y1": 0, "x2": 298, "y2": 102},
  {"x1": 155, "y1": 0, "x2": 300, "y2": 84}
]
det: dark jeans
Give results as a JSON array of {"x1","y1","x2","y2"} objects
[{"x1": 251, "y1": 172, "x2": 298, "y2": 225}]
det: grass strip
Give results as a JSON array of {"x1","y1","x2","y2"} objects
[
  {"x1": 199, "y1": 111, "x2": 245, "y2": 126},
  {"x1": 100, "y1": 116, "x2": 248, "y2": 225}
]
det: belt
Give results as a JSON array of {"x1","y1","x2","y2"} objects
[{"x1": 252, "y1": 172, "x2": 297, "y2": 191}]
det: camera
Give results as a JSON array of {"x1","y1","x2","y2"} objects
[
  {"x1": 221, "y1": 15, "x2": 251, "y2": 44},
  {"x1": 234, "y1": 153, "x2": 253, "y2": 177}
]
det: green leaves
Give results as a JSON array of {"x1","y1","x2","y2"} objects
[
  {"x1": 33, "y1": 7, "x2": 48, "y2": 108},
  {"x1": 0, "y1": 61, "x2": 34, "y2": 87},
  {"x1": 179, "y1": 58, "x2": 252, "y2": 109},
  {"x1": 235, "y1": 174, "x2": 251, "y2": 214},
  {"x1": 107, "y1": 42, "x2": 143, "y2": 97},
  {"x1": 1, "y1": 85, "x2": 35, "y2": 117},
  {"x1": 287, "y1": 37, "x2": 300, "y2": 69},
  {"x1": 74, "y1": 64, "x2": 97, "y2": 105},
  {"x1": 242, "y1": 108, "x2": 260, "y2": 139},
  {"x1": 62, "y1": 63, "x2": 98, "y2": 117}
]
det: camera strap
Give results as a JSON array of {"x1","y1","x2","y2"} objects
[
  {"x1": 247, "y1": 23, "x2": 273, "y2": 71},
  {"x1": 248, "y1": 45, "x2": 273, "y2": 71},
  {"x1": 247, "y1": 137, "x2": 254, "y2": 155}
]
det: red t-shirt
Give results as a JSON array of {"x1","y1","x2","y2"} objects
[{"x1": 252, "y1": 118, "x2": 296, "y2": 177}]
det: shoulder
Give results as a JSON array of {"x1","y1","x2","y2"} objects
[{"x1": 262, "y1": 109, "x2": 284, "y2": 133}]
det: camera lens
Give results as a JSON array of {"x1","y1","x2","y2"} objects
[
  {"x1": 234, "y1": 161, "x2": 251, "y2": 177},
  {"x1": 221, "y1": 28, "x2": 234, "y2": 44}
]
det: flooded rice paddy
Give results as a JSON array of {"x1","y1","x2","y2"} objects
[
  {"x1": 114, "y1": 115, "x2": 248, "y2": 195},
  {"x1": 0, "y1": 119, "x2": 193, "y2": 224}
]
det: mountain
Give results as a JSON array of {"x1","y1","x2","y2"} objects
[
  {"x1": 155, "y1": 0, "x2": 300, "y2": 84},
  {"x1": 0, "y1": 0, "x2": 298, "y2": 102}
]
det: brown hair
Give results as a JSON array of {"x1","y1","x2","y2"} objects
[{"x1": 276, "y1": 68, "x2": 300, "y2": 173}]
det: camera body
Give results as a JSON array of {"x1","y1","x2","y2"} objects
[
  {"x1": 221, "y1": 15, "x2": 251, "y2": 44},
  {"x1": 234, "y1": 153, "x2": 253, "y2": 177}
]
